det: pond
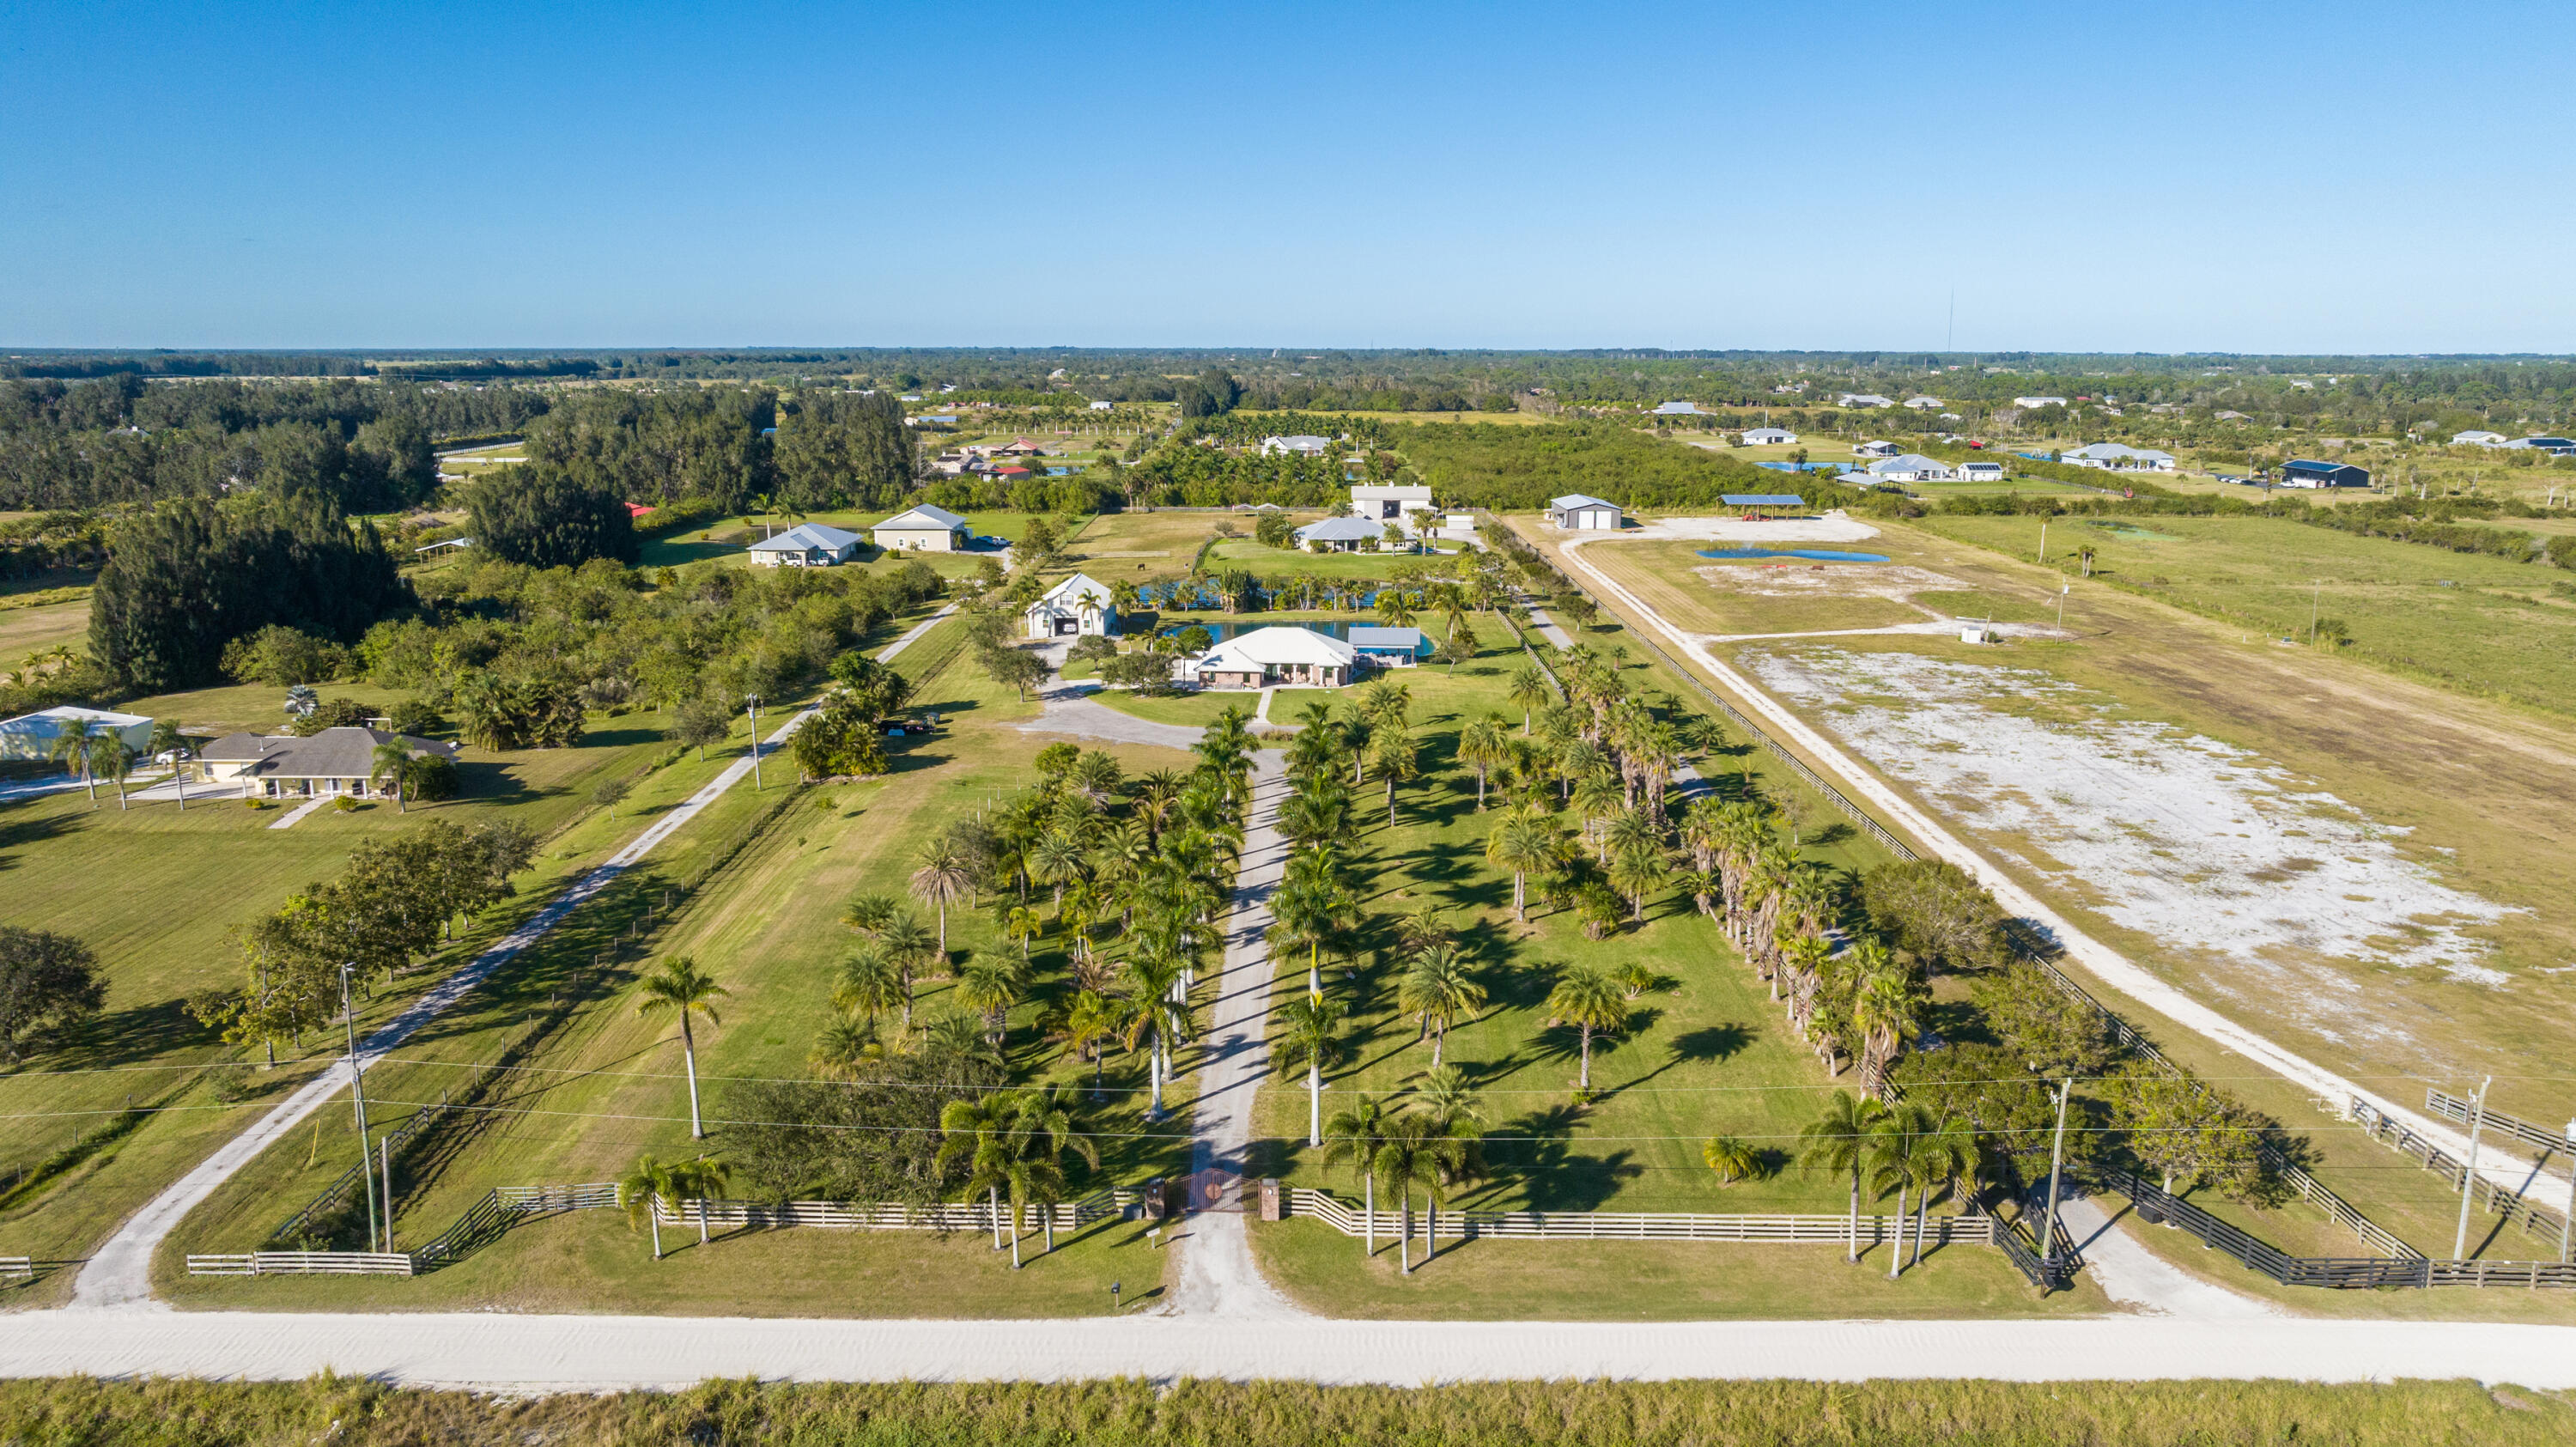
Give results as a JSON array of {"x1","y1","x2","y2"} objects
[
  {"x1": 1157, "y1": 620, "x2": 1362, "y2": 641},
  {"x1": 1696, "y1": 547, "x2": 1891, "y2": 563}
]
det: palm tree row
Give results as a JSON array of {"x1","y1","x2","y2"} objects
[
  {"x1": 1321, "y1": 1071, "x2": 1486, "y2": 1273},
  {"x1": 1795, "y1": 1090, "x2": 1979, "y2": 1278}
]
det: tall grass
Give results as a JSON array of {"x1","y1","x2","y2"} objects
[{"x1": 1, "y1": 1375, "x2": 2564, "y2": 1446}]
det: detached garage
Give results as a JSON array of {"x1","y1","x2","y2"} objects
[
  {"x1": 1547, "y1": 494, "x2": 1624, "y2": 530},
  {"x1": 2279, "y1": 459, "x2": 2372, "y2": 489}
]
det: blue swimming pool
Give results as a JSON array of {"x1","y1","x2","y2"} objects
[{"x1": 1697, "y1": 547, "x2": 1890, "y2": 562}]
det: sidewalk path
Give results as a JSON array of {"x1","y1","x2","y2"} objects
[
  {"x1": 3, "y1": 1309, "x2": 2571, "y2": 1389},
  {"x1": 67, "y1": 604, "x2": 957, "y2": 1310},
  {"x1": 264, "y1": 794, "x2": 331, "y2": 830},
  {"x1": 1552, "y1": 532, "x2": 2566, "y2": 1205},
  {"x1": 1167, "y1": 751, "x2": 1304, "y2": 1319}
]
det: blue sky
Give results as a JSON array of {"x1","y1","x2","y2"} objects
[{"x1": 3, "y1": 1, "x2": 2568, "y2": 352}]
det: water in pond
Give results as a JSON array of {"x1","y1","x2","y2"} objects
[
  {"x1": 1157, "y1": 620, "x2": 1359, "y2": 641},
  {"x1": 1697, "y1": 547, "x2": 1891, "y2": 562}
]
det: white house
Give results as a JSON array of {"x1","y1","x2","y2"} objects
[
  {"x1": 1181, "y1": 627, "x2": 1358, "y2": 690},
  {"x1": 871, "y1": 503, "x2": 972, "y2": 551},
  {"x1": 1650, "y1": 401, "x2": 1705, "y2": 416},
  {"x1": 2451, "y1": 430, "x2": 2506, "y2": 446},
  {"x1": 1088, "y1": 399, "x2": 1115, "y2": 410},
  {"x1": 747, "y1": 522, "x2": 863, "y2": 568},
  {"x1": 1025, "y1": 572, "x2": 1118, "y2": 639},
  {"x1": 1295, "y1": 517, "x2": 1389, "y2": 553},
  {"x1": 1349, "y1": 482, "x2": 1435, "y2": 526},
  {"x1": 1956, "y1": 459, "x2": 2007, "y2": 483},
  {"x1": 1837, "y1": 393, "x2": 1897, "y2": 409},
  {"x1": 1547, "y1": 494, "x2": 1623, "y2": 530},
  {"x1": 1851, "y1": 440, "x2": 1901, "y2": 458},
  {"x1": 1902, "y1": 396, "x2": 1943, "y2": 410},
  {"x1": 1261, "y1": 435, "x2": 1332, "y2": 456},
  {"x1": 1866, "y1": 453, "x2": 1953, "y2": 483},
  {"x1": 0, "y1": 705, "x2": 156, "y2": 763},
  {"x1": 1740, "y1": 427, "x2": 1798, "y2": 445},
  {"x1": 2012, "y1": 396, "x2": 2069, "y2": 409},
  {"x1": 2060, "y1": 442, "x2": 2176, "y2": 471}
]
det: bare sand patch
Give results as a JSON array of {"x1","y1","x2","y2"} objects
[
  {"x1": 1629, "y1": 513, "x2": 1884, "y2": 544},
  {"x1": 1744, "y1": 648, "x2": 2520, "y2": 1042},
  {"x1": 1692, "y1": 562, "x2": 1964, "y2": 606}
]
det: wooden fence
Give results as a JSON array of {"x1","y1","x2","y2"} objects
[
  {"x1": 1286, "y1": 1188, "x2": 1991, "y2": 1246},
  {"x1": 657, "y1": 1189, "x2": 1132, "y2": 1233},
  {"x1": 2100, "y1": 1168, "x2": 2575, "y2": 1289},
  {"x1": 2353, "y1": 1097, "x2": 2570, "y2": 1249},
  {"x1": 2424, "y1": 1088, "x2": 2574, "y2": 1160}
]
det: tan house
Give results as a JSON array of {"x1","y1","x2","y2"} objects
[
  {"x1": 870, "y1": 503, "x2": 971, "y2": 552},
  {"x1": 197, "y1": 727, "x2": 457, "y2": 799}
]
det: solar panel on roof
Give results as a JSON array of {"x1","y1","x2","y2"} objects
[{"x1": 1721, "y1": 494, "x2": 1805, "y2": 507}]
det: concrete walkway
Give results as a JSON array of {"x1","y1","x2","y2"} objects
[
  {"x1": 264, "y1": 793, "x2": 332, "y2": 830},
  {"x1": 3, "y1": 1310, "x2": 2572, "y2": 1389},
  {"x1": 1524, "y1": 604, "x2": 1575, "y2": 651},
  {"x1": 68, "y1": 603, "x2": 957, "y2": 1310},
  {"x1": 1167, "y1": 751, "x2": 1305, "y2": 1320},
  {"x1": 1551, "y1": 532, "x2": 2567, "y2": 1207}
]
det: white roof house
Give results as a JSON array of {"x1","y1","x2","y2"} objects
[
  {"x1": 1957, "y1": 459, "x2": 2007, "y2": 481},
  {"x1": 747, "y1": 522, "x2": 862, "y2": 568},
  {"x1": 1837, "y1": 393, "x2": 1897, "y2": 408},
  {"x1": 1182, "y1": 626, "x2": 1358, "y2": 690},
  {"x1": 1650, "y1": 401, "x2": 1706, "y2": 416},
  {"x1": 872, "y1": 503, "x2": 971, "y2": 552},
  {"x1": 1547, "y1": 494, "x2": 1623, "y2": 530},
  {"x1": 1851, "y1": 440, "x2": 1901, "y2": 458},
  {"x1": 1902, "y1": 396, "x2": 1943, "y2": 410},
  {"x1": 2060, "y1": 442, "x2": 2176, "y2": 471},
  {"x1": 1026, "y1": 572, "x2": 1118, "y2": 639},
  {"x1": 2451, "y1": 430, "x2": 2507, "y2": 446},
  {"x1": 1865, "y1": 453, "x2": 1953, "y2": 483},
  {"x1": 1295, "y1": 517, "x2": 1389, "y2": 553},
  {"x1": 1740, "y1": 427, "x2": 1798, "y2": 445},
  {"x1": 0, "y1": 706, "x2": 156, "y2": 763},
  {"x1": 1350, "y1": 482, "x2": 1435, "y2": 523},
  {"x1": 1261, "y1": 435, "x2": 1333, "y2": 456},
  {"x1": 1088, "y1": 399, "x2": 1115, "y2": 410},
  {"x1": 2012, "y1": 396, "x2": 2069, "y2": 409}
]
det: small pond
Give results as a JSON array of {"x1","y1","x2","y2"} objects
[
  {"x1": 1696, "y1": 547, "x2": 1891, "y2": 562},
  {"x1": 1157, "y1": 620, "x2": 1360, "y2": 641}
]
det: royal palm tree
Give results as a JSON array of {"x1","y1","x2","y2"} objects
[
  {"x1": 958, "y1": 954, "x2": 1029, "y2": 1047},
  {"x1": 1396, "y1": 945, "x2": 1485, "y2": 1069},
  {"x1": 1457, "y1": 714, "x2": 1511, "y2": 810},
  {"x1": 1273, "y1": 992, "x2": 1346, "y2": 1146},
  {"x1": 1910, "y1": 1114, "x2": 1978, "y2": 1271},
  {"x1": 635, "y1": 956, "x2": 728, "y2": 1139},
  {"x1": 618, "y1": 1153, "x2": 674, "y2": 1259},
  {"x1": 1704, "y1": 1135, "x2": 1762, "y2": 1185},
  {"x1": 909, "y1": 842, "x2": 975, "y2": 959},
  {"x1": 1506, "y1": 664, "x2": 1552, "y2": 734},
  {"x1": 1868, "y1": 1103, "x2": 1939, "y2": 1279},
  {"x1": 1799, "y1": 1090, "x2": 1888, "y2": 1263},
  {"x1": 368, "y1": 739, "x2": 414, "y2": 812},
  {"x1": 882, "y1": 910, "x2": 940, "y2": 1006},
  {"x1": 88, "y1": 733, "x2": 135, "y2": 811},
  {"x1": 1120, "y1": 949, "x2": 1191, "y2": 1119},
  {"x1": 667, "y1": 1155, "x2": 731, "y2": 1246},
  {"x1": 1321, "y1": 1093, "x2": 1393, "y2": 1257},
  {"x1": 1543, "y1": 966, "x2": 1626, "y2": 1091},
  {"x1": 1367, "y1": 725, "x2": 1418, "y2": 825},
  {"x1": 1004, "y1": 904, "x2": 1042, "y2": 964}
]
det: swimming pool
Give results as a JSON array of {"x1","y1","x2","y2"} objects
[{"x1": 1697, "y1": 547, "x2": 1890, "y2": 562}]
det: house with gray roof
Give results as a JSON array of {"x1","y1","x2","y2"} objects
[
  {"x1": 197, "y1": 727, "x2": 458, "y2": 799},
  {"x1": 871, "y1": 503, "x2": 972, "y2": 552},
  {"x1": 1865, "y1": 453, "x2": 1954, "y2": 483},
  {"x1": 747, "y1": 522, "x2": 863, "y2": 568},
  {"x1": 1295, "y1": 517, "x2": 1390, "y2": 553},
  {"x1": 1547, "y1": 494, "x2": 1623, "y2": 531}
]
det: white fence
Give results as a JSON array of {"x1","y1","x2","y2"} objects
[
  {"x1": 1288, "y1": 1188, "x2": 1993, "y2": 1245},
  {"x1": 185, "y1": 1251, "x2": 415, "y2": 1277},
  {"x1": 0, "y1": 1256, "x2": 30, "y2": 1282},
  {"x1": 656, "y1": 1189, "x2": 1132, "y2": 1232}
]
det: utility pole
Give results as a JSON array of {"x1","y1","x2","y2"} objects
[
  {"x1": 2057, "y1": 583, "x2": 2069, "y2": 630},
  {"x1": 381, "y1": 1135, "x2": 397, "y2": 1254},
  {"x1": 744, "y1": 695, "x2": 762, "y2": 789},
  {"x1": 2038, "y1": 1078, "x2": 2071, "y2": 1284},
  {"x1": 2452, "y1": 1074, "x2": 2491, "y2": 1261},
  {"x1": 340, "y1": 963, "x2": 377, "y2": 1255},
  {"x1": 2037, "y1": 520, "x2": 2049, "y2": 564},
  {"x1": 2309, "y1": 579, "x2": 2323, "y2": 646}
]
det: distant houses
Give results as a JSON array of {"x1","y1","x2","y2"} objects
[
  {"x1": 1956, "y1": 459, "x2": 2006, "y2": 483},
  {"x1": 1261, "y1": 435, "x2": 1332, "y2": 456},
  {"x1": 1025, "y1": 572, "x2": 1118, "y2": 638},
  {"x1": 747, "y1": 522, "x2": 863, "y2": 568},
  {"x1": 1851, "y1": 440, "x2": 1901, "y2": 458},
  {"x1": 2059, "y1": 442, "x2": 2176, "y2": 472},
  {"x1": 1837, "y1": 393, "x2": 1897, "y2": 409},
  {"x1": 1350, "y1": 482, "x2": 1435, "y2": 525},
  {"x1": 1546, "y1": 494, "x2": 1623, "y2": 530},
  {"x1": 1902, "y1": 396, "x2": 1943, "y2": 410},
  {"x1": 1350, "y1": 626, "x2": 1435, "y2": 667},
  {"x1": 2278, "y1": 459, "x2": 2372, "y2": 489},
  {"x1": 1740, "y1": 426, "x2": 1798, "y2": 445},
  {"x1": 2451, "y1": 429, "x2": 2507, "y2": 446},
  {"x1": 2012, "y1": 396, "x2": 2069, "y2": 409},
  {"x1": 871, "y1": 503, "x2": 972, "y2": 552},
  {"x1": 1650, "y1": 401, "x2": 1706, "y2": 416}
]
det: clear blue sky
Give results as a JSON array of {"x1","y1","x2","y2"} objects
[{"x1": 4, "y1": 0, "x2": 2567, "y2": 353}]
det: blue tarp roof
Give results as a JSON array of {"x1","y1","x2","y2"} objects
[{"x1": 1721, "y1": 494, "x2": 1804, "y2": 507}]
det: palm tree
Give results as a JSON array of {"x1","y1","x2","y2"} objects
[
  {"x1": 88, "y1": 733, "x2": 135, "y2": 811},
  {"x1": 1367, "y1": 725, "x2": 1418, "y2": 825},
  {"x1": 1543, "y1": 966, "x2": 1626, "y2": 1090},
  {"x1": 1484, "y1": 807, "x2": 1559, "y2": 924},
  {"x1": 834, "y1": 944, "x2": 907, "y2": 1028},
  {"x1": 1063, "y1": 988, "x2": 1122, "y2": 1097},
  {"x1": 1374, "y1": 589, "x2": 1418, "y2": 628},
  {"x1": 618, "y1": 1153, "x2": 675, "y2": 1259},
  {"x1": 1120, "y1": 949, "x2": 1191, "y2": 1119},
  {"x1": 957, "y1": 954, "x2": 1027, "y2": 1047},
  {"x1": 668, "y1": 1155, "x2": 731, "y2": 1245},
  {"x1": 1011, "y1": 1083, "x2": 1099, "y2": 1255},
  {"x1": 1704, "y1": 1135, "x2": 1762, "y2": 1185},
  {"x1": 1396, "y1": 945, "x2": 1486, "y2": 1069},
  {"x1": 1868, "y1": 1103, "x2": 1938, "y2": 1279},
  {"x1": 1607, "y1": 840, "x2": 1669, "y2": 924},
  {"x1": 1911, "y1": 1115, "x2": 1978, "y2": 1271},
  {"x1": 809, "y1": 1016, "x2": 889, "y2": 1079},
  {"x1": 937, "y1": 1091, "x2": 1024, "y2": 1262},
  {"x1": 1799, "y1": 1090, "x2": 1888, "y2": 1263},
  {"x1": 47, "y1": 715, "x2": 95, "y2": 803},
  {"x1": 909, "y1": 842, "x2": 975, "y2": 959},
  {"x1": 1507, "y1": 664, "x2": 1552, "y2": 734},
  {"x1": 1321, "y1": 1094, "x2": 1393, "y2": 1257},
  {"x1": 149, "y1": 718, "x2": 188, "y2": 811},
  {"x1": 882, "y1": 912, "x2": 939, "y2": 1014},
  {"x1": 1458, "y1": 714, "x2": 1511, "y2": 809},
  {"x1": 1029, "y1": 831, "x2": 1085, "y2": 911},
  {"x1": 1273, "y1": 992, "x2": 1346, "y2": 1146},
  {"x1": 368, "y1": 739, "x2": 414, "y2": 812},
  {"x1": 841, "y1": 891, "x2": 899, "y2": 935},
  {"x1": 635, "y1": 957, "x2": 728, "y2": 1139},
  {"x1": 1004, "y1": 904, "x2": 1042, "y2": 964}
]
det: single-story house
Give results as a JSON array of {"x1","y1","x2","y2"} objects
[
  {"x1": 2451, "y1": 429, "x2": 2506, "y2": 446},
  {"x1": 1261, "y1": 435, "x2": 1333, "y2": 456},
  {"x1": 871, "y1": 503, "x2": 972, "y2": 552},
  {"x1": 2505, "y1": 435, "x2": 2576, "y2": 455},
  {"x1": 1740, "y1": 427, "x2": 1798, "y2": 445},
  {"x1": 993, "y1": 438, "x2": 1047, "y2": 456},
  {"x1": 1851, "y1": 440, "x2": 1901, "y2": 458},
  {"x1": 747, "y1": 522, "x2": 863, "y2": 568},
  {"x1": 1903, "y1": 396, "x2": 1943, "y2": 410},
  {"x1": 1837, "y1": 393, "x2": 1896, "y2": 409},
  {"x1": 1350, "y1": 626, "x2": 1434, "y2": 667},
  {"x1": 1025, "y1": 572, "x2": 1118, "y2": 639},
  {"x1": 1650, "y1": 401, "x2": 1705, "y2": 416},
  {"x1": 2279, "y1": 459, "x2": 2372, "y2": 489},
  {"x1": 1866, "y1": 453, "x2": 1953, "y2": 483},
  {"x1": 2012, "y1": 396, "x2": 2069, "y2": 409},
  {"x1": 2060, "y1": 442, "x2": 2176, "y2": 471},
  {"x1": 1350, "y1": 482, "x2": 1435, "y2": 523},
  {"x1": 0, "y1": 705, "x2": 156, "y2": 763},
  {"x1": 1547, "y1": 494, "x2": 1623, "y2": 530},
  {"x1": 1181, "y1": 627, "x2": 1358, "y2": 689},
  {"x1": 197, "y1": 727, "x2": 459, "y2": 799},
  {"x1": 1088, "y1": 399, "x2": 1114, "y2": 410},
  {"x1": 1956, "y1": 459, "x2": 2007, "y2": 483},
  {"x1": 1295, "y1": 517, "x2": 1388, "y2": 553}
]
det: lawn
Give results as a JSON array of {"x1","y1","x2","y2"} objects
[
  {"x1": 155, "y1": 631, "x2": 1209, "y2": 1313},
  {"x1": 0, "y1": 598, "x2": 88, "y2": 660}
]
